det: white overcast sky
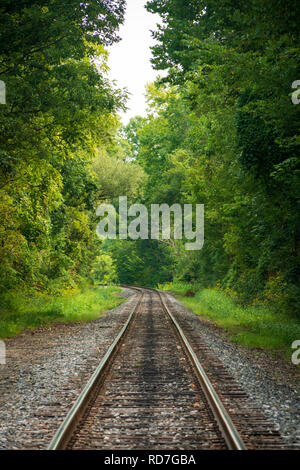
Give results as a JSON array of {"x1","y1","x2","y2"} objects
[{"x1": 107, "y1": 0, "x2": 162, "y2": 124}]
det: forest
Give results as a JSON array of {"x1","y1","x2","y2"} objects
[{"x1": 0, "y1": 1, "x2": 299, "y2": 348}]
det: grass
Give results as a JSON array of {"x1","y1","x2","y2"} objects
[
  {"x1": 0, "y1": 285, "x2": 123, "y2": 339},
  {"x1": 159, "y1": 281, "x2": 300, "y2": 356}
]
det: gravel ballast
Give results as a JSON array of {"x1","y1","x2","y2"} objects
[
  {"x1": 0, "y1": 288, "x2": 137, "y2": 450},
  {"x1": 165, "y1": 292, "x2": 300, "y2": 449}
]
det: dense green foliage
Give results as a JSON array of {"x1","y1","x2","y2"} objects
[
  {"x1": 0, "y1": 1, "x2": 137, "y2": 293},
  {"x1": 1, "y1": 1, "x2": 299, "y2": 335},
  {"x1": 110, "y1": 0, "x2": 300, "y2": 319},
  {"x1": 106, "y1": 238, "x2": 175, "y2": 287}
]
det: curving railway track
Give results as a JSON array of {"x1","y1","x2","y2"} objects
[{"x1": 48, "y1": 287, "x2": 284, "y2": 450}]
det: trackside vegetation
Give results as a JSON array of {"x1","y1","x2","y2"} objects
[
  {"x1": 0, "y1": 286, "x2": 123, "y2": 339},
  {"x1": 160, "y1": 282, "x2": 300, "y2": 356}
]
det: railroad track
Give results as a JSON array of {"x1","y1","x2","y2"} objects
[{"x1": 47, "y1": 287, "x2": 283, "y2": 450}]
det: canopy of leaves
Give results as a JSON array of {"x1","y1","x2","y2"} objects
[
  {"x1": 113, "y1": 0, "x2": 300, "y2": 315},
  {"x1": 0, "y1": 1, "x2": 127, "y2": 292}
]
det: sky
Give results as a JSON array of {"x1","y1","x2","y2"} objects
[{"x1": 107, "y1": 0, "x2": 162, "y2": 124}]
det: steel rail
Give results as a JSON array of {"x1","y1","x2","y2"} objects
[
  {"x1": 47, "y1": 288, "x2": 143, "y2": 450},
  {"x1": 156, "y1": 288, "x2": 246, "y2": 450},
  {"x1": 47, "y1": 285, "x2": 245, "y2": 450}
]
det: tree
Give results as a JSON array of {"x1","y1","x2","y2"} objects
[
  {"x1": 143, "y1": 0, "x2": 300, "y2": 313},
  {"x1": 0, "y1": 1, "x2": 126, "y2": 292}
]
